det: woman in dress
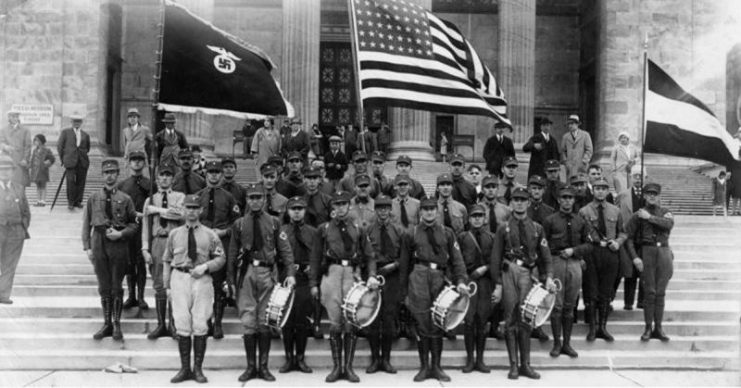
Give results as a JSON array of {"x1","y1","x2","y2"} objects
[
  {"x1": 610, "y1": 131, "x2": 638, "y2": 193},
  {"x1": 251, "y1": 117, "x2": 281, "y2": 175}
]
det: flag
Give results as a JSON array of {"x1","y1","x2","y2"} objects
[
  {"x1": 349, "y1": 0, "x2": 509, "y2": 124},
  {"x1": 158, "y1": 1, "x2": 293, "y2": 118},
  {"x1": 645, "y1": 60, "x2": 740, "y2": 166}
]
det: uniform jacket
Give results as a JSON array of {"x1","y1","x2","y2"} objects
[
  {"x1": 457, "y1": 228, "x2": 495, "y2": 279},
  {"x1": 523, "y1": 132, "x2": 560, "y2": 178},
  {"x1": 483, "y1": 134, "x2": 515, "y2": 175},
  {"x1": 495, "y1": 178, "x2": 526, "y2": 205},
  {"x1": 490, "y1": 217, "x2": 552, "y2": 284},
  {"x1": 228, "y1": 211, "x2": 295, "y2": 284},
  {"x1": 276, "y1": 173, "x2": 307, "y2": 199},
  {"x1": 141, "y1": 189, "x2": 185, "y2": 249},
  {"x1": 578, "y1": 200, "x2": 627, "y2": 245},
  {"x1": 542, "y1": 210, "x2": 596, "y2": 259},
  {"x1": 479, "y1": 198, "x2": 511, "y2": 234},
  {"x1": 340, "y1": 172, "x2": 381, "y2": 197},
  {"x1": 324, "y1": 150, "x2": 348, "y2": 180},
  {"x1": 281, "y1": 222, "x2": 319, "y2": 282},
  {"x1": 222, "y1": 180, "x2": 247, "y2": 216},
  {"x1": 310, "y1": 217, "x2": 377, "y2": 288},
  {"x1": 367, "y1": 219, "x2": 409, "y2": 285},
  {"x1": 303, "y1": 190, "x2": 333, "y2": 227},
  {"x1": 81, "y1": 187, "x2": 138, "y2": 250},
  {"x1": 196, "y1": 186, "x2": 240, "y2": 230},
  {"x1": 57, "y1": 127, "x2": 90, "y2": 169},
  {"x1": 172, "y1": 170, "x2": 206, "y2": 195},
  {"x1": 543, "y1": 179, "x2": 565, "y2": 209},
  {"x1": 389, "y1": 175, "x2": 426, "y2": 199},
  {"x1": 452, "y1": 174, "x2": 477, "y2": 209},
  {"x1": 624, "y1": 205, "x2": 674, "y2": 260},
  {"x1": 409, "y1": 222, "x2": 467, "y2": 285},
  {"x1": 117, "y1": 174, "x2": 151, "y2": 211},
  {"x1": 436, "y1": 197, "x2": 467, "y2": 235},
  {"x1": 391, "y1": 195, "x2": 420, "y2": 231},
  {"x1": 262, "y1": 190, "x2": 288, "y2": 217},
  {"x1": 527, "y1": 201, "x2": 554, "y2": 225}
]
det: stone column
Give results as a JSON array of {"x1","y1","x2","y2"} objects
[
  {"x1": 387, "y1": 0, "x2": 434, "y2": 161},
  {"x1": 281, "y1": 0, "x2": 320, "y2": 127},
  {"x1": 497, "y1": 0, "x2": 536, "y2": 144}
]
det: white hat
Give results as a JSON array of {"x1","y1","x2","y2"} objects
[
  {"x1": 618, "y1": 131, "x2": 630, "y2": 140},
  {"x1": 567, "y1": 114, "x2": 580, "y2": 123}
]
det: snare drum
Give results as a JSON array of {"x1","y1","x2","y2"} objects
[
  {"x1": 341, "y1": 276, "x2": 385, "y2": 328},
  {"x1": 521, "y1": 279, "x2": 561, "y2": 328},
  {"x1": 265, "y1": 282, "x2": 295, "y2": 330},
  {"x1": 431, "y1": 282, "x2": 477, "y2": 331}
]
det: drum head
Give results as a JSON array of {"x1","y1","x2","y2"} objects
[
  {"x1": 277, "y1": 290, "x2": 296, "y2": 328},
  {"x1": 443, "y1": 293, "x2": 470, "y2": 331},
  {"x1": 353, "y1": 289, "x2": 382, "y2": 328},
  {"x1": 533, "y1": 292, "x2": 556, "y2": 328}
]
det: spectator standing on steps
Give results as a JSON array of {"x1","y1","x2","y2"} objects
[
  {"x1": 560, "y1": 114, "x2": 593, "y2": 180},
  {"x1": 712, "y1": 171, "x2": 728, "y2": 217},
  {"x1": 57, "y1": 113, "x2": 91, "y2": 210},
  {"x1": 0, "y1": 155, "x2": 31, "y2": 305},
  {"x1": 483, "y1": 122, "x2": 515, "y2": 178},
  {"x1": 523, "y1": 117, "x2": 560, "y2": 179}
]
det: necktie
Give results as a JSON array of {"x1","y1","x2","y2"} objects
[
  {"x1": 443, "y1": 200, "x2": 452, "y2": 227},
  {"x1": 488, "y1": 202, "x2": 497, "y2": 234},
  {"x1": 105, "y1": 190, "x2": 113, "y2": 220},
  {"x1": 184, "y1": 173, "x2": 191, "y2": 194},
  {"x1": 380, "y1": 223, "x2": 395, "y2": 258},
  {"x1": 252, "y1": 212, "x2": 263, "y2": 252},
  {"x1": 266, "y1": 193, "x2": 275, "y2": 215},
  {"x1": 504, "y1": 182, "x2": 513, "y2": 202},
  {"x1": 187, "y1": 226, "x2": 197, "y2": 266},
  {"x1": 518, "y1": 219, "x2": 529, "y2": 256},
  {"x1": 293, "y1": 223, "x2": 308, "y2": 258},
  {"x1": 400, "y1": 199, "x2": 409, "y2": 228},
  {"x1": 338, "y1": 220, "x2": 353, "y2": 255},
  {"x1": 474, "y1": 230, "x2": 482, "y2": 251},
  {"x1": 597, "y1": 203, "x2": 607, "y2": 237},
  {"x1": 207, "y1": 188, "x2": 215, "y2": 224},
  {"x1": 571, "y1": 132, "x2": 576, "y2": 141},
  {"x1": 425, "y1": 225, "x2": 441, "y2": 255},
  {"x1": 160, "y1": 191, "x2": 168, "y2": 228},
  {"x1": 75, "y1": 129, "x2": 81, "y2": 147},
  {"x1": 565, "y1": 213, "x2": 574, "y2": 248}
]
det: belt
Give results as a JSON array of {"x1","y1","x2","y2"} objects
[
  {"x1": 328, "y1": 258, "x2": 355, "y2": 267},
  {"x1": 250, "y1": 260, "x2": 272, "y2": 268},
  {"x1": 173, "y1": 266, "x2": 192, "y2": 273},
  {"x1": 512, "y1": 259, "x2": 535, "y2": 268},
  {"x1": 294, "y1": 263, "x2": 310, "y2": 272},
  {"x1": 641, "y1": 242, "x2": 668, "y2": 248},
  {"x1": 376, "y1": 260, "x2": 396, "y2": 268},
  {"x1": 418, "y1": 261, "x2": 446, "y2": 271}
]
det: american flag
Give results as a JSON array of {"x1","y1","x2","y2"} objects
[{"x1": 350, "y1": 0, "x2": 509, "y2": 123}]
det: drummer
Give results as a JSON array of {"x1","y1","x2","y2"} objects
[
  {"x1": 406, "y1": 195, "x2": 468, "y2": 383},
  {"x1": 491, "y1": 187, "x2": 556, "y2": 380},
  {"x1": 309, "y1": 190, "x2": 379, "y2": 383},
  {"x1": 458, "y1": 204, "x2": 495, "y2": 374},
  {"x1": 227, "y1": 183, "x2": 296, "y2": 383},
  {"x1": 365, "y1": 195, "x2": 409, "y2": 374}
]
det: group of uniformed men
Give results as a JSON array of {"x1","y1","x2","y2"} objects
[{"x1": 81, "y1": 147, "x2": 675, "y2": 384}]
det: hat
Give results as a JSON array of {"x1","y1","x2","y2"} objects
[
  {"x1": 592, "y1": 177, "x2": 610, "y2": 188},
  {"x1": 494, "y1": 121, "x2": 512, "y2": 130},
  {"x1": 540, "y1": 117, "x2": 553, "y2": 125},
  {"x1": 0, "y1": 155, "x2": 13, "y2": 169},
  {"x1": 374, "y1": 195, "x2": 392, "y2": 208},
  {"x1": 567, "y1": 114, "x2": 580, "y2": 124},
  {"x1": 6, "y1": 109, "x2": 20, "y2": 116},
  {"x1": 470, "y1": 204, "x2": 486, "y2": 215},
  {"x1": 70, "y1": 112, "x2": 84, "y2": 121},
  {"x1": 303, "y1": 166, "x2": 322, "y2": 178},
  {"x1": 128, "y1": 150, "x2": 146, "y2": 161},
  {"x1": 545, "y1": 159, "x2": 561, "y2": 170},
  {"x1": 482, "y1": 175, "x2": 498, "y2": 187},
  {"x1": 511, "y1": 187, "x2": 530, "y2": 200},
  {"x1": 331, "y1": 191, "x2": 352, "y2": 204},
  {"x1": 643, "y1": 183, "x2": 661, "y2": 194},
  {"x1": 127, "y1": 108, "x2": 140, "y2": 117},
  {"x1": 528, "y1": 175, "x2": 546, "y2": 187},
  {"x1": 178, "y1": 149, "x2": 193, "y2": 158},
  {"x1": 437, "y1": 173, "x2": 453, "y2": 185},
  {"x1": 559, "y1": 186, "x2": 576, "y2": 197},
  {"x1": 352, "y1": 151, "x2": 367, "y2": 162},
  {"x1": 162, "y1": 113, "x2": 176, "y2": 123},
  {"x1": 329, "y1": 135, "x2": 342, "y2": 142},
  {"x1": 371, "y1": 151, "x2": 385, "y2": 162},
  {"x1": 260, "y1": 164, "x2": 277, "y2": 176},
  {"x1": 205, "y1": 160, "x2": 222, "y2": 173},
  {"x1": 569, "y1": 174, "x2": 588, "y2": 184},
  {"x1": 449, "y1": 153, "x2": 465, "y2": 164},
  {"x1": 157, "y1": 164, "x2": 175, "y2": 175},
  {"x1": 287, "y1": 151, "x2": 302, "y2": 162},
  {"x1": 394, "y1": 174, "x2": 411, "y2": 185},
  {"x1": 503, "y1": 156, "x2": 518, "y2": 167},
  {"x1": 221, "y1": 157, "x2": 236, "y2": 167},
  {"x1": 183, "y1": 194, "x2": 201, "y2": 207},
  {"x1": 355, "y1": 174, "x2": 371, "y2": 186},
  {"x1": 246, "y1": 183, "x2": 264, "y2": 196},
  {"x1": 287, "y1": 196, "x2": 307, "y2": 208},
  {"x1": 290, "y1": 117, "x2": 302, "y2": 125},
  {"x1": 101, "y1": 159, "x2": 119, "y2": 172},
  {"x1": 420, "y1": 195, "x2": 437, "y2": 209},
  {"x1": 396, "y1": 155, "x2": 412, "y2": 165},
  {"x1": 618, "y1": 131, "x2": 630, "y2": 140},
  {"x1": 267, "y1": 155, "x2": 284, "y2": 166}
]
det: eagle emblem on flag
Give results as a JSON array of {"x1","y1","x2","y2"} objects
[{"x1": 207, "y1": 45, "x2": 241, "y2": 74}]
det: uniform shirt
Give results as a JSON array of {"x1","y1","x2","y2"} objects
[
  {"x1": 543, "y1": 179, "x2": 565, "y2": 209},
  {"x1": 303, "y1": 190, "x2": 332, "y2": 227},
  {"x1": 324, "y1": 150, "x2": 348, "y2": 180},
  {"x1": 276, "y1": 173, "x2": 307, "y2": 198},
  {"x1": 579, "y1": 200, "x2": 626, "y2": 243},
  {"x1": 262, "y1": 190, "x2": 288, "y2": 217},
  {"x1": 391, "y1": 195, "x2": 420, "y2": 230},
  {"x1": 409, "y1": 222, "x2": 466, "y2": 285},
  {"x1": 624, "y1": 205, "x2": 674, "y2": 259},
  {"x1": 527, "y1": 200, "x2": 554, "y2": 225},
  {"x1": 349, "y1": 196, "x2": 376, "y2": 229},
  {"x1": 82, "y1": 187, "x2": 138, "y2": 250},
  {"x1": 310, "y1": 216, "x2": 377, "y2": 288},
  {"x1": 372, "y1": 172, "x2": 393, "y2": 197},
  {"x1": 495, "y1": 178, "x2": 526, "y2": 205},
  {"x1": 436, "y1": 196, "x2": 467, "y2": 235},
  {"x1": 0, "y1": 180, "x2": 30, "y2": 237},
  {"x1": 367, "y1": 219, "x2": 408, "y2": 265},
  {"x1": 282, "y1": 221, "x2": 318, "y2": 267},
  {"x1": 221, "y1": 179, "x2": 247, "y2": 216},
  {"x1": 228, "y1": 210, "x2": 294, "y2": 270},
  {"x1": 457, "y1": 227, "x2": 495, "y2": 276},
  {"x1": 479, "y1": 197, "x2": 511, "y2": 233},
  {"x1": 172, "y1": 171, "x2": 206, "y2": 195},
  {"x1": 117, "y1": 174, "x2": 151, "y2": 212},
  {"x1": 490, "y1": 217, "x2": 553, "y2": 284},
  {"x1": 542, "y1": 210, "x2": 595, "y2": 259},
  {"x1": 141, "y1": 189, "x2": 185, "y2": 249},
  {"x1": 195, "y1": 186, "x2": 240, "y2": 231},
  {"x1": 452, "y1": 174, "x2": 477, "y2": 209},
  {"x1": 339, "y1": 172, "x2": 381, "y2": 197},
  {"x1": 162, "y1": 223, "x2": 225, "y2": 274}
]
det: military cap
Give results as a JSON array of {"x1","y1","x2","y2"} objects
[
  {"x1": 567, "y1": 114, "x2": 580, "y2": 123},
  {"x1": 157, "y1": 164, "x2": 175, "y2": 176},
  {"x1": 374, "y1": 195, "x2": 392, "y2": 208},
  {"x1": 592, "y1": 177, "x2": 610, "y2": 188},
  {"x1": 420, "y1": 195, "x2": 437, "y2": 209},
  {"x1": 101, "y1": 159, "x2": 119, "y2": 172},
  {"x1": 482, "y1": 175, "x2": 498, "y2": 187},
  {"x1": 528, "y1": 175, "x2": 546, "y2": 187},
  {"x1": 178, "y1": 149, "x2": 193, "y2": 158},
  {"x1": 559, "y1": 186, "x2": 576, "y2": 197},
  {"x1": 183, "y1": 194, "x2": 201, "y2": 207},
  {"x1": 221, "y1": 157, "x2": 236, "y2": 167},
  {"x1": 267, "y1": 155, "x2": 284, "y2": 166},
  {"x1": 260, "y1": 164, "x2": 277, "y2": 176},
  {"x1": 329, "y1": 135, "x2": 343, "y2": 142},
  {"x1": 352, "y1": 150, "x2": 367, "y2": 162},
  {"x1": 246, "y1": 184, "x2": 264, "y2": 196},
  {"x1": 70, "y1": 112, "x2": 84, "y2": 121},
  {"x1": 127, "y1": 108, "x2": 140, "y2": 117},
  {"x1": 205, "y1": 160, "x2": 222, "y2": 173},
  {"x1": 494, "y1": 121, "x2": 512, "y2": 130},
  {"x1": 162, "y1": 113, "x2": 176, "y2": 123},
  {"x1": 470, "y1": 204, "x2": 486, "y2": 215},
  {"x1": 394, "y1": 174, "x2": 411, "y2": 185},
  {"x1": 569, "y1": 173, "x2": 588, "y2": 184},
  {"x1": 450, "y1": 153, "x2": 465, "y2": 164},
  {"x1": 355, "y1": 174, "x2": 372, "y2": 186},
  {"x1": 303, "y1": 166, "x2": 322, "y2": 178},
  {"x1": 540, "y1": 117, "x2": 553, "y2": 125},
  {"x1": 545, "y1": 159, "x2": 561, "y2": 170},
  {"x1": 371, "y1": 151, "x2": 385, "y2": 162},
  {"x1": 504, "y1": 156, "x2": 519, "y2": 167},
  {"x1": 511, "y1": 187, "x2": 530, "y2": 200},
  {"x1": 286, "y1": 151, "x2": 302, "y2": 162},
  {"x1": 287, "y1": 196, "x2": 307, "y2": 208},
  {"x1": 331, "y1": 191, "x2": 352, "y2": 204},
  {"x1": 643, "y1": 182, "x2": 661, "y2": 194},
  {"x1": 396, "y1": 155, "x2": 412, "y2": 165},
  {"x1": 128, "y1": 150, "x2": 146, "y2": 160},
  {"x1": 290, "y1": 117, "x2": 302, "y2": 125},
  {"x1": 0, "y1": 155, "x2": 13, "y2": 169},
  {"x1": 436, "y1": 173, "x2": 453, "y2": 185}
]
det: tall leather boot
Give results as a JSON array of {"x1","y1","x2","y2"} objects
[
  {"x1": 238, "y1": 334, "x2": 257, "y2": 382},
  {"x1": 326, "y1": 332, "x2": 343, "y2": 383},
  {"x1": 212, "y1": 297, "x2": 225, "y2": 339},
  {"x1": 366, "y1": 332, "x2": 381, "y2": 373},
  {"x1": 585, "y1": 302, "x2": 597, "y2": 341},
  {"x1": 148, "y1": 296, "x2": 169, "y2": 339},
  {"x1": 623, "y1": 277, "x2": 636, "y2": 309},
  {"x1": 279, "y1": 327, "x2": 295, "y2": 373},
  {"x1": 123, "y1": 274, "x2": 138, "y2": 309},
  {"x1": 170, "y1": 336, "x2": 193, "y2": 383},
  {"x1": 531, "y1": 326, "x2": 550, "y2": 342},
  {"x1": 257, "y1": 332, "x2": 276, "y2": 381},
  {"x1": 413, "y1": 336, "x2": 430, "y2": 382},
  {"x1": 596, "y1": 303, "x2": 614, "y2": 342},
  {"x1": 168, "y1": 300, "x2": 178, "y2": 340},
  {"x1": 641, "y1": 300, "x2": 653, "y2": 341},
  {"x1": 93, "y1": 297, "x2": 113, "y2": 340},
  {"x1": 461, "y1": 324, "x2": 475, "y2": 373},
  {"x1": 344, "y1": 332, "x2": 360, "y2": 382},
  {"x1": 518, "y1": 328, "x2": 540, "y2": 379},
  {"x1": 192, "y1": 335, "x2": 208, "y2": 383},
  {"x1": 560, "y1": 317, "x2": 578, "y2": 358},
  {"x1": 474, "y1": 323, "x2": 490, "y2": 373},
  {"x1": 651, "y1": 299, "x2": 670, "y2": 342},
  {"x1": 312, "y1": 300, "x2": 324, "y2": 339},
  {"x1": 429, "y1": 337, "x2": 450, "y2": 382},
  {"x1": 294, "y1": 327, "x2": 312, "y2": 373},
  {"x1": 136, "y1": 263, "x2": 148, "y2": 310},
  {"x1": 112, "y1": 296, "x2": 124, "y2": 341},
  {"x1": 505, "y1": 332, "x2": 519, "y2": 380},
  {"x1": 549, "y1": 317, "x2": 562, "y2": 357},
  {"x1": 637, "y1": 282, "x2": 645, "y2": 309},
  {"x1": 380, "y1": 335, "x2": 396, "y2": 374}
]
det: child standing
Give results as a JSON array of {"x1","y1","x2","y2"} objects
[
  {"x1": 29, "y1": 134, "x2": 55, "y2": 206},
  {"x1": 440, "y1": 132, "x2": 449, "y2": 163},
  {"x1": 712, "y1": 171, "x2": 728, "y2": 217}
]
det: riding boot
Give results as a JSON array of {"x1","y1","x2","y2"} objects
[
  {"x1": 585, "y1": 303, "x2": 597, "y2": 342},
  {"x1": 326, "y1": 332, "x2": 343, "y2": 383},
  {"x1": 531, "y1": 326, "x2": 550, "y2": 342},
  {"x1": 112, "y1": 296, "x2": 123, "y2": 341},
  {"x1": 641, "y1": 301, "x2": 653, "y2": 341},
  {"x1": 192, "y1": 335, "x2": 208, "y2": 383},
  {"x1": 596, "y1": 303, "x2": 614, "y2": 342},
  {"x1": 505, "y1": 332, "x2": 519, "y2": 380},
  {"x1": 170, "y1": 336, "x2": 193, "y2": 383},
  {"x1": 474, "y1": 323, "x2": 490, "y2": 373},
  {"x1": 560, "y1": 317, "x2": 578, "y2": 358},
  {"x1": 168, "y1": 300, "x2": 178, "y2": 340},
  {"x1": 517, "y1": 328, "x2": 540, "y2": 379},
  {"x1": 637, "y1": 283, "x2": 645, "y2": 309},
  {"x1": 212, "y1": 297, "x2": 225, "y2": 340},
  {"x1": 136, "y1": 264, "x2": 148, "y2": 310},
  {"x1": 238, "y1": 334, "x2": 257, "y2": 382},
  {"x1": 413, "y1": 336, "x2": 430, "y2": 382},
  {"x1": 93, "y1": 297, "x2": 113, "y2": 340},
  {"x1": 279, "y1": 327, "x2": 295, "y2": 373},
  {"x1": 429, "y1": 337, "x2": 450, "y2": 382},
  {"x1": 651, "y1": 302, "x2": 670, "y2": 342},
  {"x1": 623, "y1": 276, "x2": 636, "y2": 309},
  {"x1": 366, "y1": 333, "x2": 381, "y2": 374},
  {"x1": 147, "y1": 296, "x2": 169, "y2": 339},
  {"x1": 123, "y1": 274, "x2": 138, "y2": 309},
  {"x1": 312, "y1": 300, "x2": 324, "y2": 339},
  {"x1": 257, "y1": 332, "x2": 276, "y2": 381},
  {"x1": 294, "y1": 327, "x2": 313, "y2": 373},
  {"x1": 461, "y1": 324, "x2": 475, "y2": 373},
  {"x1": 380, "y1": 335, "x2": 397, "y2": 374},
  {"x1": 549, "y1": 317, "x2": 562, "y2": 357},
  {"x1": 344, "y1": 332, "x2": 360, "y2": 383}
]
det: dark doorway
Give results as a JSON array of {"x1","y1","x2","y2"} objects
[
  {"x1": 104, "y1": 3, "x2": 123, "y2": 155},
  {"x1": 435, "y1": 115, "x2": 454, "y2": 159}
]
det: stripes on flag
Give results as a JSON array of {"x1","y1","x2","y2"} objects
[
  {"x1": 645, "y1": 60, "x2": 740, "y2": 166},
  {"x1": 351, "y1": 0, "x2": 508, "y2": 124}
]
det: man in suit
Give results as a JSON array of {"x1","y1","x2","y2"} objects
[
  {"x1": 523, "y1": 118, "x2": 560, "y2": 179},
  {"x1": 614, "y1": 165, "x2": 646, "y2": 310},
  {"x1": 122, "y1": 108, "x2": 152, "y2": 161},
  {"x1": 154, "y1": 113, "x2": 189, "y2": 171},
  {"x1": 483, "y1": 122, "x2": 515, "y2": 178},
  {"x1": 0, "y1": 109, "x2": 32, "y2": 186},
  {"x1": 560, "y1": 115, "x2": 593, "y2": 180},
  {"x1": 57, "y1": 113, "x2": 91, "y2": 209}
]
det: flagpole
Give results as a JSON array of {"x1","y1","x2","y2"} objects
[
  {"x1": 347, "y1": 0, "x2": 365, "y2": 152},
  {"x1": 150, "y1": 0, "x2": 165, "y2": 182},
  {"x1": 640, "y1": 32, "x2": 648, "y2": 187}
]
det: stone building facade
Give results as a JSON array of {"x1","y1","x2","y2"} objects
[{"x1": 1, "y1": 0, "x2": 740, "y2": 163}]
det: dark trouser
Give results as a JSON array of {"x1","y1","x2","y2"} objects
[
  {"x1": 126, "y1": 237, "x2": 147, "y2": 298},
  {"x1": 465, "y1": 276, "x2": 493, "y2": 328},
  {"x1": 406, "y1": 264, "x2": 446, "y2": 338},
  {"x1": 0, "y1": 224, "x2": 26, "y2": 300},
  {"x1": 91, "y1": 230, "x2": 128, "y2": 299},
  {"x1": 585, "y1": 247, "x2": 620, "y2": 307},
  {"x1": 640, "y1": 246, "x2": 674, "y2": 326},
  {"x1": 367, "y1": 269, "x2": 403, "y2": 337},
  {"x1": 286, "y1": 274, "x2": 313, "y2": 331},
  {"x1": 65, "y1": 165, "x2": 88, "y2": 206}
]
